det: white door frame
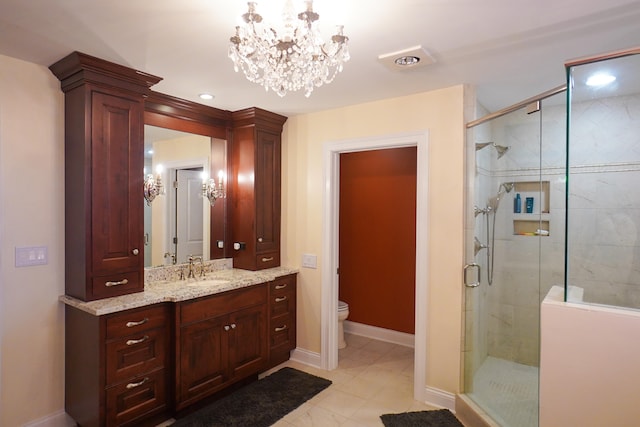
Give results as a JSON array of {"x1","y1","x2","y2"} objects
[{"x1": 321, "y1": 131, "x2": 430, "y2": 402}]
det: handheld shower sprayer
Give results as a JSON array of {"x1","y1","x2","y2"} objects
[
  {"x1": 481, "y1": 181, "x2": 515, "y2": 286},
  {"x1": 487, "y1": 182, "x2": 514, "y2": 211}
]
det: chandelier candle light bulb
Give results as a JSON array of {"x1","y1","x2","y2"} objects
[{"x1": 229, "y1": 0, "x2": 350, "y2": 97}]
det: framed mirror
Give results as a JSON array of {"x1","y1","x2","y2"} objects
[{"x1": 144, "y1": 91, "x2": 232, "y2": 267}]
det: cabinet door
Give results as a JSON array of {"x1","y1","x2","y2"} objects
[
  {"x1": 228, "y1": 304, "x2": 268, "y2": 379},
  {"x1": 91, "y1": 91, "x2": 144, "y2": 275},
  {"x1": 178, "y1": 316, "x2": 228, "y2": 408},
  {"x1": 255, "y1": 130, "x2": 281, "y2": 255}
]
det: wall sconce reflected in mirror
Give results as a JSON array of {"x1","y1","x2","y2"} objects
[
  {"x1": 202, "y1": 170, "x2": 226, "y2": 206},
  {"x1": 144, "y1": 164, "x2": 165, "y2": 206}
]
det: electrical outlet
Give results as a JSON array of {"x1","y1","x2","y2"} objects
[{"x1": 15, "y1": 246, "x2": 48, "y2": 267}]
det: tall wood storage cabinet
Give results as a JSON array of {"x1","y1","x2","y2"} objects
[
  {"x1": 231, "y1": 108, "x2": 287, "y2": 270},
  {"x1": 50, "y1": 52, "x2": 162, "y2": 301}
]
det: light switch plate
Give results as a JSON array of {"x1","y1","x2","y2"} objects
[
  {"x1": 15, "y1": 246, "x2": 48, "y2": 267},
  {"x1": 302, "y1": 253, "x2": 317, "y2": 269}
]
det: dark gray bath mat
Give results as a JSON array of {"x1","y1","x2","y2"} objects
[
  {"x1": 171, "y1": 367, "x2": 332, "y2": 427},
  {"x1": 381, "y1": 409, "x2": 464, "y2": 427}
]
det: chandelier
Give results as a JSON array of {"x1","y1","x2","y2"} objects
[{"x1": 228, "y1": 0, "x2": 350, "y2": 97}]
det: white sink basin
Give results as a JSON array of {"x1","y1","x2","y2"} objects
[{"x1": 186, "y1": 278, "x2": 230, "y2": 287}]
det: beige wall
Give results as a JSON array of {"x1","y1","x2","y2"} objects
[
  {"x1": 540, "y1": 286, "x2": 640, "y2": 426},
  {"x1": 281, "y1": 85, "x2": 467, "y2": 393},
  {"x1": 0, "y1": 55, "x2": 66, "y2": 425}
]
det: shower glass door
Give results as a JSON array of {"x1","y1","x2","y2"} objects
[{"x1": 463, "y1": 91, "x2": 566, "y2": 427}]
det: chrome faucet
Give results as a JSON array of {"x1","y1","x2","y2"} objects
[{"x1": 187, "y1": 255, "x2": 204, "y2": 279}]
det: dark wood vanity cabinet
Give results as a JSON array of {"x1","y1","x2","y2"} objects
[
  {"x1": 65, "y1": 304, "x2": 171, "y2": 427},
  {"x1": 52, "y1": 52, "x2": 294, "y2": 426},
  {"x1": 231, "y1": 108, "x2": 288, "y2": 270},
  {"x1": 175, "y1": 284, "x2": 268, "y2": 409},
  {"x1": 50, "y1": 52, "x2": 162, "y2": 301},
  {"x1": 65, "y1": 278, "x2": 295, "y2": 426}
]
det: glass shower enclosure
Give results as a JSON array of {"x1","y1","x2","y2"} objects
[
  {"x1": 565, "y1": 48, "x2": 640, "y2": 310},
  {"x1": 463, "y1": 88, "x2": 567, "y2": 427}
]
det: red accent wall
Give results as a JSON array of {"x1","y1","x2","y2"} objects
[{"x1": 338, "y1": 147, "x2": 417, "y2": 334}]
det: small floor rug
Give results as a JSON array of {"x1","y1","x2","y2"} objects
[
  {"x1": 381, "y1": 409, "x2": 464, "y2": 427},
  {"x1": 171, "y1": 367, "x2": 332, "y2": 427}
]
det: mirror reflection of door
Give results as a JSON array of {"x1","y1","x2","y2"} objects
[
  {"x1": 172, "y1": 168, "x2": 204, "y2": 264},
  {"x1": 144, "y1": 125, "x2": 214, "y2": 267}
]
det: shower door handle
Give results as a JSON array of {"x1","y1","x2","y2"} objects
[{"x1": 463, "y1": 263, "x2": 481, "y2": 288}]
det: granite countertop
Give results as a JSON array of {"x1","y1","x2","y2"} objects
[{"x1": 60, "y1": 266, "x2": 298, "y2": 316}]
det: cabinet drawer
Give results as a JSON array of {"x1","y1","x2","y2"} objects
[
  {"x1": 269, "y1": 288, "x2": 295, "y2": 318},
  {"x1": 270, "y1": 313, "x2": 294, "y2": 349},
  {"x1": 180, "y1": 284, "x2": 267, "y2": 325},
  {"x1": 256, "y1": 251, "x2": 280, "y2": 269},
  {"x1": 105, "y1": 368, "x2": 167, "y2": 427},
  {"x1": 106, "y1": 327, "x2": 167, "y2": 385},
  {"x1": 106, "y1": 305, "x2": 167, "y2": 340},
  {"x1": 91, "y1": 270, "x2": 142, "y2": 300},
  {"x1": 269, "y1": 275, "x2": 295, "y2": 293}
]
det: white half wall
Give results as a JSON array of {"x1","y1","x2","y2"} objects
[{"x1": 540, "y1": 286, "x2": 640, "y2": 427}]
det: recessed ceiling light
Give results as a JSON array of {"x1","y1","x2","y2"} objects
[
  {"x1": 199, "y1": 93, "x2": 214, "y2": 100},
  {"x1": 586, "y1": 73, "x2": 616, "y2": 87},
  {"x1": 395, "y1": 56, "x2": 421, "y2": 67}
]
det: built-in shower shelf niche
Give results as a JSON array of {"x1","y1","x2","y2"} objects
[
  {"x1": 513, "y1": 219, "x2": 550, "y2": 236},
  {"x1": 512, "y1": 180, "x2": 551, "y2": 236}
]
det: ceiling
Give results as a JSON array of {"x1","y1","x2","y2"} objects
[{"x1": 1, "y1": 0, "x2": 639, "y2": 118}]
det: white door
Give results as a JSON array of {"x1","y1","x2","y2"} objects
[{"x1": 176, "y1": 169, "x2": 204, "y2": 263}]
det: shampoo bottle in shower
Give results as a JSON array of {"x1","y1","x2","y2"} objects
[{"x1": 514, "y1": 193, "x2": 522, "y2": 213}]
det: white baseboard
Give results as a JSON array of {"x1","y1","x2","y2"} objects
[
  {"x1": 423, "y1": 386, "x2": 456, "y2": 411},
  {"x1": 290, "y1": 347, "x2": 322, "y2": 368},
  {"x1": 23, "y1": 410, "x2": 76, "y2": 427},
  {"x1": 344, "y1": 320, "x2": 415, "y2": 348}
]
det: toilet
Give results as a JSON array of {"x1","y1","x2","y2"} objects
[{"x1": 338, "y1": 300, "x2": 350, "y2": 349}]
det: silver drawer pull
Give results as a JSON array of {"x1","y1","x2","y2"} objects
[
  {"x1": 126, "y1": 377, "x2": 149, "y2": 390},
  {"x1": 274, "y1": 283, "x2": 287, "y2": 290},
  {"x1": 105, "y1": 278, "x2": 128, "y2": 287},
  {"x1": 275, "y1": 296, "x2": 288, "y2": 303},
  {"x1": 126, "y1": 335, "x2": 149, "y2": 346},
  {"x1": 261, "y1": 257, "x2": 274, "y2": 262},
  {"x1": 126, "y1": 318, "x2": 149, "y2": 328},
  {"x1": 274, "y1": 325, "x2": 288, "y2": 332},
  {"x1": 258, "y1": 237, "x2": 263, "y2": 242},
  {"x1": 231, "y1": 323, "x2": 236, "y2": 329},
  {"x1": 224, "y1": 325, "x2": 230, "y2": 331}
]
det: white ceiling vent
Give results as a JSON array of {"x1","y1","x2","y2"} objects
[{"x1": 378, "y1": 45, "x2": 436, "y2": 71}]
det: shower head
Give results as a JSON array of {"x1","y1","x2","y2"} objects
[
  {"x1": 475, "y1": 142, "x2": 510, "y2": 159},
  {"x1": 487, "y1": 182, "x2": 515, "y2": 211},
  {"x1": 500, "y1": 182, "x2": 514, "y2": 194},
  {"x1": 494, "y1": 144, "x2": 510, "y2": 159},
  {"x1": 475, "y1": 142, "x2": 492, "y2": 151}
]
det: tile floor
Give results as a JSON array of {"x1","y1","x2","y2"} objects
[{"x1": 266, "y1": 333, "x2": 440, "y2": 426}]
